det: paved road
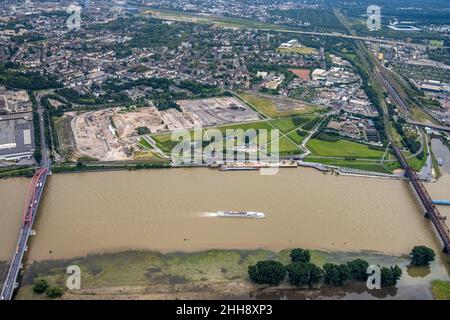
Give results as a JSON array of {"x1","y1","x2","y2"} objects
[
  {"x1": 408, "y1": 121, "x2": 450, "y2": 133},
  {"x1": 259, "y1": 28, "x2": 448, "y2": 49},
  {"x1": 150, "y1": 9, "x2": 448, "y2": 49},
  {"x1": 0, "y1": 166, "x2": 49, "y2": 300},
  {"x1": 1, "y1": 90, "x2": 51, "y2": 300}
]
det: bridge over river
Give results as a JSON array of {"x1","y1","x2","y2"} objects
[
  {"x1": 392, "y1": 143, "x2": 450, "y2": 254},
  {"x1": 0, "y1": 164, "x2": 50, "y2": 300}
]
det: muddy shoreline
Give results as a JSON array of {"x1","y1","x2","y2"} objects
[{"x1": 12, "y1": 248, "x2": 449, "y2": 300}]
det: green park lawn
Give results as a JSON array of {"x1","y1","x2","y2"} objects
[
  {"x1": 431, "y1": 280, "x2": 450, "y2": 300},
  {"x1": 239, "y1": 93, "x2": 319, "y2": 118},
  {"x1": 306, "y1": 138, "x2": 385, "y2": 159},
  {"x1": 150, "y1": 116, "x2": 320, "y2": 155}
]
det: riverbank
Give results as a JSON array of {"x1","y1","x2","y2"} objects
[{"x1": 13, "y1": 248, "x2": 446, "y2": 300}]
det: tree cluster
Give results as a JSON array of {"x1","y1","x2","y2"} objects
[
  {"x1": 32, "y1": 278, "x2": 64, "y2": 299},
  {"x1": 248, "y1": 249, "x2": 403, "y2": 289},
  {"x1": 410, "y1": 246, "x2": 435, "y2": 267}
]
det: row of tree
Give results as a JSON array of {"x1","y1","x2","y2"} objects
[
  {"x1": 248, "y1": 246, "x2": 436, "y2": 288},
  {"x1": 29, "y1": 92, "x2": 42, "y2": 164},
  {"x1": 248, "y1": 248, "x2": 402, "y2": 288}
]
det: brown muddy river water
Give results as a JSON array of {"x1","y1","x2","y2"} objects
[{"x1": 1, "y1": 167, "x2": 449, "y2": 262}]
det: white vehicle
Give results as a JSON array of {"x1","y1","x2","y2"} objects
[{"x1": 216, "y1": 211, "x2": 265, "y2": 218}]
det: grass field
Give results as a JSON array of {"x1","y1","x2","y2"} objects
[
  {"x1": 304, "y1": 157, "x2": 401, "y2": 174},
  {"x1": 213, "y1": 117, "x2": 310, "y2": 154},
  {"x1": 150, "y1": 116, "x2": 319, "y2": 155},
  {"x1": 430, "y1": 147, "x2": 442, "y2": 178},
  {"x1": 404, "y1": 151, "x2": 427, "y2": 172},
  {"x1": 277, "y1": 46, "x2": 316, "y2": 55},
  {"x1": 306, "y1": 138, "x2": 385, "y2": 159},
  {"x1": 287, "y1": 129, "x2": 309, "y2": 144},
  {"x1": 431, "y1": 280, "x2": 450, "y2": 300},
  {"x1": 148, "y1": 9, "x2": 281, "y2": 30},
  {"x1": 133, "y1": 151, "x2": 166, "y2": 162},
  {"x1": 15, "y1": 249, "x2": 410, "y2": 300},
  {"x1": 53, "y1": 116, "x2": 75, "y2": 161},
  {"x1": 239, "y1": 93, "x2": 319, "y2": 118}
]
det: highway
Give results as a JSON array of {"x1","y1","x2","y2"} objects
[
  {"x1": 408, "y1": 121, "x2": 450, "y2": 133},
  {"x1": 258, "y1": 28, "x2": 448, "y2": 49},
  {"x1": 149, "y1": 9, "x2": 449, "y2": 50}
]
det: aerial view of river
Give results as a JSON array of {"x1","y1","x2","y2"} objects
[{"x1": 1, "y1": 167, "x2": 448, "y2": 262}]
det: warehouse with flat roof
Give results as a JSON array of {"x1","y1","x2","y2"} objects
[{"x1": 0, "y1": 114, "x2": 35, "y2": 161}]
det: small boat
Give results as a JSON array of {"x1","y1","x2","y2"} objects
[{"x1": 216, "y1": 211, "x2": 265, "y2": 218}]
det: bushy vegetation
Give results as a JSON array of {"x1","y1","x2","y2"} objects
[
  {"x1": 89, "y1": 16, "x2": 190, "y2": 50},
  {"x1": 286, "y1": 262, "x2": 323, "y2": 287},
  {"x1": 269, "y1": 8, "x2": 347, "y2": 33},
  {"x1": 410, "y1": 246, "x2": 435, "y2": 266},
  {"x1": 61, "y1": 77, "x2": 225, "y2": 110},
  {"x1": 248, "y1": 260, "x2": 286, "y2": 285},
  {"x1": 32, "y1": 279, "x2": 64, "y2": 299},
  {"x1": 45, "y1": 286, "x2": 64, "y2": 299},
  {"x1": 289, "y1": 248, "x2": 311, "y2": 263},
  {"x1": 248, "y1": 248, "x2": 402, "y2": 288},
  {"x1": 29, "y1": 92, "x2": 42, "y2": 163},
  {"x1": 32, "y1": 279, "x2": 49, "y2": 294},
  {"x1": 323, "y1": 263, "x2": 351, "y2": 286},
  {"x1": 347, "y1": 259, "x2": 370, "y2": 282},
  {"x1": 0, "y1": 63, "x2": 61, "y2": 90},
  {"x1": 380, "y1": 266, "x2": 402, "y2": 287},
  {"x1": 394, "y1": 118, "x2": 422, "y2": 155},
  {"x1": 137, "y1": 127, "x2": 151, "y2": 135}
]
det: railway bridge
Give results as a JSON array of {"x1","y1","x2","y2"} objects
[
  {"x1": 392, "y1": 145, "x2": 450, "y2": 253},
  {"x1": 0, "y1": 164, "x2": 50, "y2": 300}
]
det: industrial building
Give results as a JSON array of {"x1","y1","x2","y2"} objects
[{"x1": 0, "y1": 114, "x2": 35, "y2": 161}]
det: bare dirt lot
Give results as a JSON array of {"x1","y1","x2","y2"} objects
[
  {"x1": 173, "y1": 97, "x2": 260, "y2": 129},
  {"x1": 68, "y1": 98, "x2": 260, "y2": 161},
  {"x1": 70, "y1": 107, "x2": 164, "y2": 161}
]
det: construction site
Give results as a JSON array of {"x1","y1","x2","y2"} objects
[
  {"x1": 69, "y1": 107, "x2": 163, "y2": 161},
  {"x1": 67, "y1": 97, "x2": 260, "y2": 161}
]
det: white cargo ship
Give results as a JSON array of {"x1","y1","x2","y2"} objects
[{"x1": 216, "y1": 211, "x2": 265, "y2": 218}]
